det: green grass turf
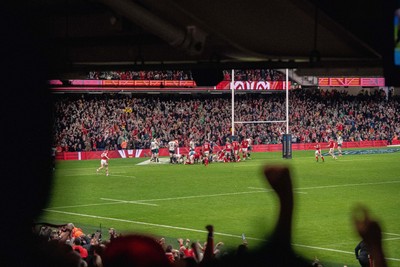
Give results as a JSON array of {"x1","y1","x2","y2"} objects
[{"x1": 39, "y1": 149, "x2": 400, "y2": 267}]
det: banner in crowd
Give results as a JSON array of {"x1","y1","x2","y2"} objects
[
  {"x1": 215, "y1": 81, "x2": 290, "y2": 90},
  {"x1": 318, "y1": 77, "x2": 385, "y2": 87},
  {"x1": 55, "y1": 140, "x2": 399, "y2": 160}
]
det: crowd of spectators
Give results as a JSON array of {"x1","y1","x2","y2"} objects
[
  {"x1": 53, "y1": 89, "x2": 400, "y2": 152},
  {"x1": 33, "y1": 222, "x2": 228, "y2": 267},
  {"x1": 87, "y1": 69, "x2": 283, "y2": 82},
  {"x1": 87, "y1": 70, "x2": 193, "y2": 81}
]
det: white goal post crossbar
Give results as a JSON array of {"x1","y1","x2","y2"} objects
[{"x1": 230, "y1": 68, "x2": 290, "y2": 136}]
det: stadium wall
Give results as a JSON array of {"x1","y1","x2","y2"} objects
[{"x1": 55, "y1": 140, "x2": 400, "y2": 160}]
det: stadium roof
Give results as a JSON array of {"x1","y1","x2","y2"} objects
[{"x1": 17, "y1": 0, "x2": 386, "y2": 80}]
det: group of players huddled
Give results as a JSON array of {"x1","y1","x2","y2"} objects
[{"x1": 150, "y1": 136, "x2": 252, "y2": 165}]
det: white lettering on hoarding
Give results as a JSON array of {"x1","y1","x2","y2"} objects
[{"x1": 234, "y1": 81, "x2": 271, "y2": 90}]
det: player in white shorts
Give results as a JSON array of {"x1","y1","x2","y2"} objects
[
  {"x1": 97, "y1": 149, "x2": 110, "y2": 176},
  {"x1": 337, "y1": 133, "x2": 343, "y2": 156},
  {"x1": 168, "y1": 139, "x2": 178, "y2": 163}
]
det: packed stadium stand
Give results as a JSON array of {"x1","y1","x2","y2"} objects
[
  {"x1": 53, "y1": 87, "x2": 399, "y2": 153},
  {"x1": 87, "y1": 70, "x2": 194, "y2": 81}
]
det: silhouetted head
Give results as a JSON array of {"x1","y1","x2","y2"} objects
[{"x1": 102, "y1": 234, "x2": 170, "y2": 267}]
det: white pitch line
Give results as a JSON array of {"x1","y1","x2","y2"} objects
[
  {"x1": 63, "y1": 171, "x2": 136, "y2": 178},
  {"x1": 247, "y1": 187, "x2": 269, "y2": 191},
  {"x1": 296, "y1": 180, "x2": 400, "y2": 190},
  {"x1": 65, "y1": 172, "x2": 136, "y2": 177},
  {"x1": 231, "y1": 163, "x2": 278, "y2": 168},
  {"x1": 383, "y1": 232, "x2": 400, "y2": 236},
  {"x1": 49, "y1": 181, "x2": 400, "y2": 212},
  {"x1": 329, "y1": 159, "x2": 373, "y2": 161},
  {"x1": 247, "y1": 187, "x2": 307, "y2": 194},
  {"x1": 383, "y1": 237, "x2": 400, "y2": 241},
  {"x1": 105, "y1": 180, "x2": 400, "y2": 205},
  {"x1": 42, "y1": 209, "x2": 260, "y2": 240},
  {"x1": 50, "y1": 190, "x2": 272, "y2": 210},
  {"x1": 248, "y1": 180, "x2": 400, "y2": 192},
  {"x1": 42, "y1": 209, "x2": 400, "y2": 262},
  {"x1": 109, "y1": 174, "x2": 137, "y2": 178},
  {"x1": 100, "y1": 198, "x2": 159, "y2": 206},
  {"x1": 383, "y1": 257, "x2": 400, "y2": 262},
  {"x1": 65, "y1": 173, "x2": 99, "y2": 177},
  {"x1": 116, "y1": 190, "x2": 272, "y2": 203},
  {"x1": 49, "y1": 199, "x2": 158, "y2": 210},
  {"x1": 48, "y1": 201, "x2": 130, "y2": 209},
  {"x1": 292, "y1": 243, "x2": 397, "y2": 261},
  {"x1": 225, "y1": 157, "x2": 373, "y2": 167},
  {"x1": 60, "y1": 165, "x2": 139, "y2": 172},
  {"x1": 292, "y1": 243, "x2": 354, "y2": 255}
]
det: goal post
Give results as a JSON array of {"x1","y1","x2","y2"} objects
[{"x1": 230, "y1": 68, "x2": 292, "y2": 158}]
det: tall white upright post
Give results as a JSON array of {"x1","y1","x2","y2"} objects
[
  {"x1": 231, "y1": 69, "x2": 235, "y2": 137},
  {"x1": 282, "y1": 68, "x2": 292, "y2": 159},
  {"x1": 286, "y1": 68, "x2": 289, "y2": 134}
]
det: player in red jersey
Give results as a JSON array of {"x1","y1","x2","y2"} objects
[
  {"x1": 232, "y1": 138, "x2": 241, "y2": 162},
  {"x1": 203, "y1": 154, "x2": 209, "y2": 166},
  {"x1": 202, "y1": 140, "x2": 211, "y2": 164},
  {"x1": 187, "y1": 148, "x2": 201, "y2": 164},
  {"x1": 224, "y1": 138, "x2": 232, "y2": 162},
  {"x1": 327, "y1": 138, "x2": 337, "y2": 159},
  {"x1": 195, "y1": 149, "x2": 202, "y2": 164},
  {"x1": 97, "y1": 149, "x2": 110, "y2": 176},
  {"x1": 241, "y1": 137, "x2": 249, "y2": 160},
  {"x1": 212, "y1": 149, "x2": 225, "y2": 162},
  {"x1": 314, "y1": 141, "x2": 324, "y2": 162}
]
